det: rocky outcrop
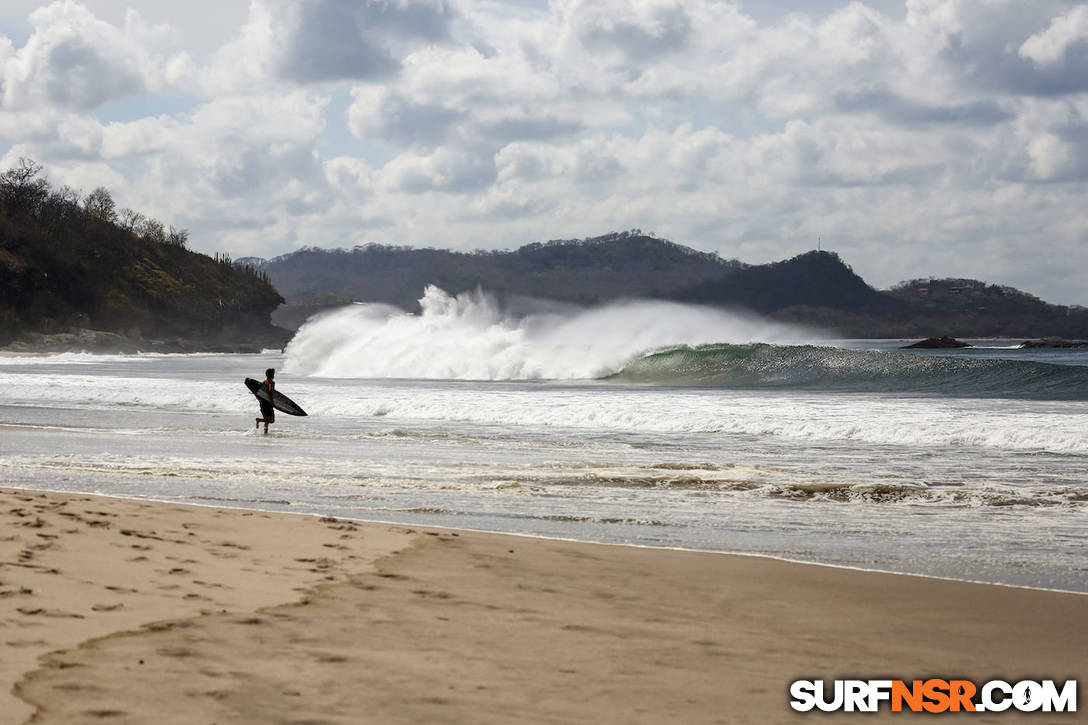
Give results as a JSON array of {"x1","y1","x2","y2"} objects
[
  {"x1": 1019, "y1": 338, "x2": 1088, "y2": 349},
  {"x1": 901, "y1": 336, "x2": 971, "y2": 349}
]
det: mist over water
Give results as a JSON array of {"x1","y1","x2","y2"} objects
[{"x1": 284, "y1": 286, "x2": 811, "y2": 380}]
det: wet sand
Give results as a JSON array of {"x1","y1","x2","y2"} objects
[{"x1": 1, "y1": 488, "x2": 1085, "y2": 723}]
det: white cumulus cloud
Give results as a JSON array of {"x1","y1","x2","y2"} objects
[
  {"x1": 1020, "y1": 5, "x2": 1088, "y2": 66},
  {"x1": 1, "y1": 0, "x2": 1088, "y2": 304},
  {"x1": 1, "y1": 1, "x2": 192, "y2": 110}
]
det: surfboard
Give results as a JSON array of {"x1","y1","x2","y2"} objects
[{"x1": 244, "y1": 378, "x2": 308, "y2": 416}]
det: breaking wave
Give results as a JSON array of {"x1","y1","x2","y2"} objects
[
  {"x1": 612, "y1": 343, "x2": 1088, "y2": 400},
  {"x1": 284, "y1": 286, "x2": 1088, "y2": 400},
  {"x1": 283, "y1": 285, "x2": 808, "y2": 380}
]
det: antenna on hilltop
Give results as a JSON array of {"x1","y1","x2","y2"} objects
[{"x1": 818, "y1": 236, "x2": 821, "y2": 252}]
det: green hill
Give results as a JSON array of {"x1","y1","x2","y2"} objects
[
  {"x1": 0, "y1": 159, "x2": 287, "y2": 352},
  {"x1": 247, "y1": 234, "x2": 1087, "y2": 339},
  {"x1": 244, "y1": 231, "x2": 744, "y2": 329},
  {"x1": 881, "y1": 278, "x2": 1088, "y2": 338},
  {"x1": 675, "y1": 250, "x2": 899, "y2": 313},
  {"x1": 248, "y1": 231, "x2": 740, "y2": 309}
]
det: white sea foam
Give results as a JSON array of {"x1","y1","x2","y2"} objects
[
  {"x1": 282, "y1": 286, "x2": 811, "y2": 380},
  {"x1": 2, "y1": 352, "x2": 1086, "y2": 592},
  {"x1": 8, "y1": 372, "x2": 1085, "y2": 455},
  {"x1": 301, "y1": 387, "x2": 1088, "y2": 455},
  {"x1": 0, "y1": 372, "x2": 250, "y2": 414},
  {"x1": 0, "y1": 352, "x2": 150, "y2": 365}
]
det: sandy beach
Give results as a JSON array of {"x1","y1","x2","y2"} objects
[{"x1": 1, "y1": 487, "x2": 1085, "y2": 724}]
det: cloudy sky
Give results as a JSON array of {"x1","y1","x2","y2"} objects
[{"x1": 1, "y1": 1, "x2": 1087, "y2": 304}]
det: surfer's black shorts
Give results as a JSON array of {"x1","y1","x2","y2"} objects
[{"x1": 259, "y1": 400, "x2": 275, "y2": 422}]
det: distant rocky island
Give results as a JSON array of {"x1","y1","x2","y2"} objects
[
  {"x1": 0, "y1": 159, "x2": 289, "y2": 353},
  {"x1": 902, "y1": 336, "x2": 972, "y2": 349},
  {"x1": 238, "y1": 231, "x2": 1088, "y2": 340}
]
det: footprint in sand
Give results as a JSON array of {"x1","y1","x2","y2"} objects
[
  {"x1": 0, "y1": 587, "x2": 34, "y2": 598},
  {"x1": 91, "y1": 603, "x2": 124, "y2": 612},
  {"x1": 191, "y1": 580, "x2": 225, "y2": 590},
  {"x1": 4, "y1": 639, "x2": 48, "y2": 647},
  {"x1": 17, "y1": 607, "x2": 85, "y2": 619},
  {"x1": 315, "y1": 654, "x2": 350, "y2": 663}
]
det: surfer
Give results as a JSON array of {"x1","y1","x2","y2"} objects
[{"x1": 255, "y1": 367, "x2": 276, "y2": 434}]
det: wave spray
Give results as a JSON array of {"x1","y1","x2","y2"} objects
[{"x1": 283, "y1": 286, "x2": 809, "y2": 380}]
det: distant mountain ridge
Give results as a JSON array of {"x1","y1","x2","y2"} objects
[
  {"x1": 8, "y1": 145, "x2": 1079, "y2": 349},
  {"x1": 244, "y1": 232, "x2": 1088, "y2": 338},
  {"x1": 244, "y1": 232, "x2": 743, "y2": 311}
]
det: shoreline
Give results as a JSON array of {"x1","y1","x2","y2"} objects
[
  {"x1": 3, "y1": 487, "x2": 1086, "y2": 723},
  {"x1": 10, "y1": 485, "x2": 1088, "y2": 597},
  {"x1": 0, "y1": 327, "x2": 291, "y2": 356}
]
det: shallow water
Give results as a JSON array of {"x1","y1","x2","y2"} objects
[{"x1": 1, "y1": 345, "x2": 1086, "y2": 592}]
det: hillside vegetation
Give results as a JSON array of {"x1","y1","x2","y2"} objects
[
  {"x1": 244, "y1": 233, "x2": 1087, "y2": 339},
  {"x1": 880, "y1": 278, "x2": 1088, "y2": 337},
  {"x1": 0, "y1": 159, "x2": 287, "y2": 351},
  {"x1": 244, "y1": 231, "x2": 741, "y2": 310}
]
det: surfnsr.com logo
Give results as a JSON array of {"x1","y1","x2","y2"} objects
[{"x1": 789, "y1": 679, "x2": 1077, "y2": 713}]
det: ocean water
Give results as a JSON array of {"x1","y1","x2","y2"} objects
[{"x1": 1, "y1": 287, "x2": 1086, "y2": 592}]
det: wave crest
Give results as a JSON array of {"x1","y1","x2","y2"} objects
[
  {"x1": 283, "y1": 286, "x2": 806, "y2": 380},
  {"x1": 282, "y1": 286, "x2": 1088, "y2": 400},
  {"x1": 612, "y1": 343, "x2": 1088, "y2": 399}
]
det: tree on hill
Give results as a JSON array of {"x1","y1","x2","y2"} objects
[
  {"x1": 83, "y1": 186, "x2": 117, "y2": 223},
  {"x1": 0, "y1": 158, "x2": 49, "y2": 213}
]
